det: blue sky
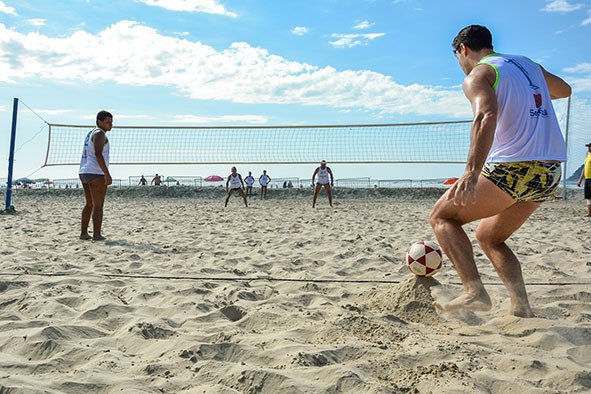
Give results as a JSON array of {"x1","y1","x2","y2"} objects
[{"x1": 0, "y1": 0, "x2": 590, "y2": 182}]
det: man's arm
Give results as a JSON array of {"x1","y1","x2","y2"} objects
[
  {"x1": 93, "y1": 132, "x2": 112, "y2": 186},
  {"x1": 578, "y1": 162, "x2": 586, "y2": 187},
  {"x1": 311, "y1": 168, "x2": 319, "y2": 185},
  {"x1": 449, "y1": 65, "x2": 498, "y2": 206},
  {"x1": 540, "y1": 66, "x2": 571, "y2": 100},
  {"x1": 328, "y1": 168, "x2": 334, "y2": 185}
]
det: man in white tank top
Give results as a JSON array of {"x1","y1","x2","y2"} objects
[
  {"x1": 258, "y1": 170, "x2": 271, "y2": 200},
  {"x1": 430, "y1": 25, "x2": 571, "y2": 317},
  {"x1": 244, "y1": 171, "x2": 255, "y2": 198},
  {"x1": 79, "y1": 110, "x2": 113, "y2": 241},
  {"x1": 225, "y1": 166, "x2": 248, "y2": 207},
  {"x1": 312, "y1": 160, "x2": 334, "y2": 208}
]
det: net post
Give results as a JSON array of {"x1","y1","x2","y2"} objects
[
  {"x1": 5, "y1": 98, "x2": 19, "y2": 212},
  {"x1": 44, "y1": 123, "x2": 53, "y2": 167},
  {"x1": 562, "y1": 95, "x2": 571, "y2": 201}
]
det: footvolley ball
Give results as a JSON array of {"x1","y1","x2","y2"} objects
[{"x1": 406, "y1": 241, "x2": 442, "y2": 277}]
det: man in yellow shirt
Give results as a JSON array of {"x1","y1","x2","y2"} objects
[{"x1": 577, "y1": 142, "x2": 591, "y2": 217}]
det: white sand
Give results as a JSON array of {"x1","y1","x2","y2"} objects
[{"x1": 0, "y1": 188, "x2": 589, "y2": 393}]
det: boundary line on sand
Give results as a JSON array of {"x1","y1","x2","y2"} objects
[{"x1": 0, "y1": 272, "x2": 590, "y2": 286}]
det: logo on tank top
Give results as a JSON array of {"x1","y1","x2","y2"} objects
[
  {"x1": 530, "y1": 103, "x2": 548, "y2": 118},
  {"x1": 530, "y1": 91, "x2": 548, "y2": 118},
  {"x1": 534, "y1": 93, "x2": 542, "y2": 108}
]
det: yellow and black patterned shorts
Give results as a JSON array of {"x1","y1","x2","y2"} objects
[{"x1": 482, "y1": 161, "x2": 561, "y2": 203}]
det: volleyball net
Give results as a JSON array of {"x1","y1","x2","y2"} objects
[{"x1": 43, "y1": 121, "x2": 473, "y2": 166}]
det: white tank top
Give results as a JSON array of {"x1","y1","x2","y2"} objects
[
  {"x1": 79, "y1": 128, "x2": 110, "y2": 175},
  {"x1": 245, "y1": 175, "x2": 254, "y2": 186},
  {"x1": 317, "y1": 167, "x2": 330, "y2": 184},
  {"x1": 260, "y1": 174, "x2": 270, "y2": 186},
  {"x1": 229, "y1": 174, "x2": 241, "y2": 189},
  {"x1": 477, "y1": 53, "x2": 566, "y2": 162}
]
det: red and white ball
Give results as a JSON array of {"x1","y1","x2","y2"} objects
[{"x1": 406, "y1": 241, "x2": 443, "y2": 277}]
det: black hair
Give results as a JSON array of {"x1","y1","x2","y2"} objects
[
  {"x1": 96, "y1": 110, "x2": 113, "y2": 126},
  {"x1": 452, "y1": 25, "x2": 493, "y2": 53}
]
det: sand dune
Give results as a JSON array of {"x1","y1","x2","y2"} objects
[{"x1": 0, "y1": 188, "x2": 589, "y2": 393}]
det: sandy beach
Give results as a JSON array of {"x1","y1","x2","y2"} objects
[{"x1": 0, "y1": 187, "x2": 589, "y2": 393}]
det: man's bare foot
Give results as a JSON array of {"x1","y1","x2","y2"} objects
[
  {"x1": 433, "y1": 291, "x2": 492, "y2": 313},
  {"x1": 93, "y1": 235, "x2": 106, "y2": 241},
  {"x1": 80, "y1": 233, "x2": 92, "y2": 240}
]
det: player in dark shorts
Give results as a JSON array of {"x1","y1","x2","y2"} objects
[
  {"x1": 225, "y1": 167, "x2": 248, "y2": 207},
  {"x1": 312, "y1": 160, "x2": 334, "y2": 208}
]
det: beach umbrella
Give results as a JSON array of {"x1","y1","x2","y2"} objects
[
  {"x1": 34, "y1": 178, "x2": 49, "y2": 183},
  {"x1": 443, "y1": 177, "x2": 459, "y2": 185},
  {"x1": 15, "y1": 177, "x2": 33, "y2": 184},
  {"x1": 204, "y1": 175, "x2": 223, "y2": 182},
  {"x1": 165, "y1": 176, "x2": 177, "y2": 182},
  {"x1": 43, "y1": 180, "x2": 53, "y2": 185}
]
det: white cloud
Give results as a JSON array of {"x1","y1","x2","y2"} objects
[
  {"x1": 0, "y1": 1, "x2": 16, "y2": 15},
  {"x1": 564, "y1": 62, "x2": 591, "y2": 73},
  {"x1": 353, "y1": 21, "x2": 374, "y2": 30},
  {"x1": 32, "y1": 109, "x2": 71, "y2": 116},
  {"x1": 291, "y1": 26, "x2": 309, "y2": 36},
  {"x1": 569, "y1": 76, "x2": 591, "y2": 93},
  {"x1": 137, "y1": 0, "x2": 237, "y2": 17},
  {"x1": 541, "y1": 0, "x2": 584, "y2": 12},
  {"x1": 582, "y1": 13, "x2": 591, "y2": 25},
  {"x1": 173, "y1": 114, "x2": 268, "y2": 124},
  {"x1": 329, "y1": 33, "x2": 385, "y2": 48},
  {"x1": 27, "y1": 18, "x2": 46, "y2": 27},
  {"x1": 0, "y1": 21, "x2": 468, "y2": 118},
  {"x1": 564, "y1": 63, "x2": 591, "y2": 93}
]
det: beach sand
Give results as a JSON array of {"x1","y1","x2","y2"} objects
[{"x1": 0, "y1": 187, "x2": 589, "y2": 393}]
